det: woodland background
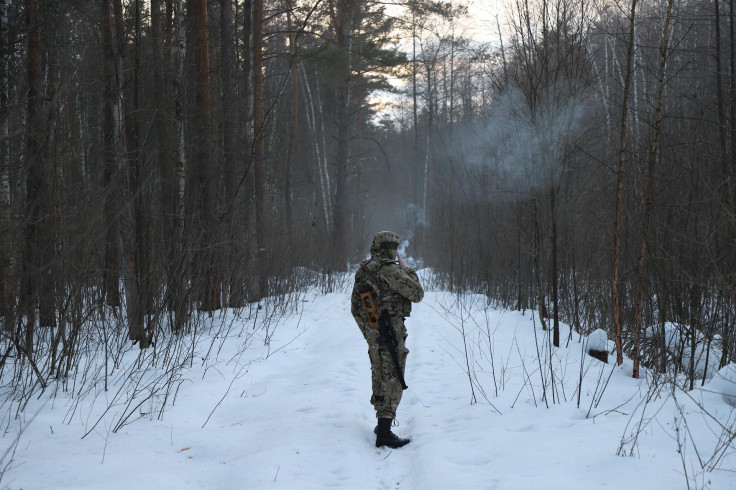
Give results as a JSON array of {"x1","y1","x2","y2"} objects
[{"x1": 0, "y1": 0, "x2": 735, "y2": 397}]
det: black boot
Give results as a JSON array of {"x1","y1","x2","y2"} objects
[{"x1": 375, "y1": 418, "x2": 410, "y2": 448}]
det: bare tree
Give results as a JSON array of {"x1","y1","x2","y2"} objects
[
  {"x1": 191, "y1": 0, "x2": 221, "y2": 312},
  {"x1": 21, "y1": 0, "x2": 46, "y2": 353},
  {"x1": 632, "y1": 0, "x2": 675, "y2": 379},
  {"x1": 252, "y1": 0, "x2": 267, "y2": 297},
  {"x1": 221, "y1": 0, "x2": 242, "y2": 307},
  {"x1": 613, "y1": 0, "x2": 638, "y2": 367},
  {"x1": 326, "y1": 0, "x2": 354, "y2": 269},
  {"x1": 0, "y1": 0, "x2": 11, "y2": 325},
  {"x1": 151, "y1": 0, "x2": 175, "y2": 303},
  {"x1": 284, "y1": 0, "x2": 298, "y2": 252}
]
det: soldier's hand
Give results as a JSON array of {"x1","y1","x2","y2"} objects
[{"x1": 397, "y1": 253, "x2": 408, "y2": 269}]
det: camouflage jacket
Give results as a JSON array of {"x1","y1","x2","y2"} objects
[{"x1": 351, "y1": 254, "x2": 424, "y2": 340}]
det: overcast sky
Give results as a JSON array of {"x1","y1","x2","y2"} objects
[{"x1": 461, "y1": 0, "x2": 508, "y2": 43}]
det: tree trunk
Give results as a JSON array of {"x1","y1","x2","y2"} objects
[
  {"x1": 533, "y1": 198, "x2": 548, "y2": 331},
  {"x1": 101, "y1": 0, "x2": 146, "y2": 346},
  {"x1": 113, "y1": 0, "x2": 147, "y2": 346},
  {"x1": 221, "y1": 0, "x2": 242, "y2": 306},
  {"x1": 421, "y1": 64, "x2": 434, "y2": 250},
  {"x1": 613, "y1": 0, "x2": 638, "y2": 366},
  {"x1": 21, "y1": 0, "x2": 46, "y2": 352},
  {"x1": 328, "y1": 0, "x2": 354, "y2": 269},
  {"x1": 716, "y1": 0, "x2": 728, "y2": 178},
  {"x1": 300, "y1": 63, "x2": 331, "y2": 232},
  {"x1": 241, "y1": 0, "x2": 260, "y2": 301},
  {"x1": 0, "y1": 0, "x2": 9, "y2": 323},
  {"x1": 632, "y1": 0, "x2": 674, "y2": 379},
  {"x1": 152, "y1": 0, "x2": 175, "y2": 301},
  {"x1": 170, "y1": 0, "x2": 188, "y2": 330},
  {"x1": 192, "y1": 0, "x2": 221, "y2": 311},
  {"x1": 134, "y1": 0, "x2": 154, "y2": 339},
  {"x1": 252, "y1": 0, "x2": 267, "y2": 298},
  {"x1": 688, "y1": 285, "x2": 701, "y2": 391},
  {"x1": 412, "y1": 9, "x2": 418, "y2": 202},
  {"x1": 516, "y1": 198, "x2": 523, "y2": 311},
  {"x1": 221, "y1": 0, "x2": 236, "y2": 185},
  {"x1": 285, "y1": 0, "x2": 297, "y2": 254},
  {"x1": 730, "y1": 0, "x2": 736, "y2": 185},
  {"x1": 551, "y1": 186, "x2": 559, "y2": 347},
  {"x1": 729, "y1": 0, "x2": 736, "y2": 285},
  {"x1": 101, "y1": 0, "x2": 120, "y2": 311}
]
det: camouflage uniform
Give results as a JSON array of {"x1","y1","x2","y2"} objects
[{"x1": 351, "y1": 231, "x2": 424, "y2": 420}]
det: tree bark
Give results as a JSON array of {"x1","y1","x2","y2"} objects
[
  {"x1": 285, "y1": 0, "x2": 298, "y2": 253},
  {"x1": 101, "y1": 0, "x2": 121, "y2": 310},
  {"x1": 152, "y1": 0, "x2": 174, "y2": 279},
  {"x1": 716, "y1": 0, "x2": 728, "y2": 178},
  {"x1": 0, "y1": 0, "x2": 10, "y2": 322},
  {"x1": 192, "y1": 0, "x2": 221, "y2": 311},
  {"x1": 533, "y1": 198, "x2": 548, "y2": 331},
  {"x1": 102, "y1": 0, "x2": 146, "y2": 345},
  {"x1": 300, "y1": 63, "x2": 331, "y2": 232},
  {"x1": 169, "y1": 0, "x2": 188, "y2": 330},
  {"x1": 328, "y1": 0, "x2": 354, "y2": 269},
  {"x1": 252, "y1": 0, "x2": 267, "y2": 297},
  {"x1": 632, "y1": 0, "x2": 674, "y2": 379},
  {"x1": 221, "y1": 0, "x2": 242, "y2": 306},
  {"x1": 113, "y1": 0, "x2": 147, "y2": 345},
  {"x1": 613, "y1": 0, "x2": 638, "y2": 367},
  {"x1": 551, "y1": 186, "x2": 559, "y2": 347},
  {"x1": 730, "y1": 0, "x2": 736, "y2": 274},
  {"x1": 129, "y1": 0, "x2": 151, "y2": 330},
  {"x1": 22, "y1": 0, "x2": 45, "y2": 351},
  {"x1": 412, "y1": 7, "x2": 418, "y2": 191},
  {"x1": 730, "y1": 0, "x2": 736, "y2": 185}
]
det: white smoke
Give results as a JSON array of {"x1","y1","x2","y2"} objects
[
  {"x1": 398, "y1": 238, "x2": 409, "y2": 259},
  {"x1": 483, "y1": 84, "x2": 590, "y2": 196},
  {"x1": 397, "y1": 204, "x2": 424, "y2": 269}
]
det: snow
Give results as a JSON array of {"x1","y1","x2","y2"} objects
[
  {"x1": 2, "y1": 282, "x2": 736, "y2": 489},
  {"x1": 586, "y1": 328, "x2": 608, "y2": 352},
  {"x1": 706, "y1": 363, "x2": 736, "y2": 408},
  {"x1": 645, "y1": 322, "x2": 722, "y2": 380}
]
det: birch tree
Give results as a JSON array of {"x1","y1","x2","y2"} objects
[{"x1": 632, "y1": 0, "x2": 675, "y2": 379}]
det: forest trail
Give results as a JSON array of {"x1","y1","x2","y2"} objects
[{"x1": 4, "y1": 290, "x2": 736, "y2": 489}]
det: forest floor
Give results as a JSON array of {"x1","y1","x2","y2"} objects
[{"x1": 2, "y1": 276, "x2": 736, "y2": 489}]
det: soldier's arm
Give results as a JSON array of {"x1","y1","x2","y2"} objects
[
  {"x1": 351, "y1": 285, "x2": 369, "y2": 337},
  {"x1": 381, "y1": 264, "x2": 424, "y2": 303},
  {"x1": 350, "y1": 283, "x2": 361, "y2": 318}
]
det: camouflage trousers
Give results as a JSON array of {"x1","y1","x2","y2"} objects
[{"x1": 367, "y1": 323, "x2": 408, "y2": 420}]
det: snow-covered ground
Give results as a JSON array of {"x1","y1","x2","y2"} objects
[{"x1": 2, "y1": 283, "x2": 736, "y2": 489}]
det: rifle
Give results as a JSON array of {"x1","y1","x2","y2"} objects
[{"x1": 359, "y1": 290, "x2": 408, "y2": 390}]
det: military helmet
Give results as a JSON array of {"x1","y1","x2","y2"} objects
[{"x1": 370, "y1": 231, "x2": 403, "y2": 254}]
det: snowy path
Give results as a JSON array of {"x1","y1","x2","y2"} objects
[{"x1": 4, "y1": 290, "x2": 736, "y2": 489}]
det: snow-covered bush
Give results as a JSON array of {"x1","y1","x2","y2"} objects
[
  {"x1": 707, "y1": 363, "x2": 736, "y2": 408},
  {"x1": 644, "y1": 322, "x2": 722, "y2": 380},
  {"x1": 586, "y1": 328, "x2": 609, "y2": 363},
  {"x1": 587, "y1": 329, "x2": 609, "y2": 352}
]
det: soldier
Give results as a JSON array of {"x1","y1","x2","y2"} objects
[{"x1": 351, "y1": 231, "x2": 424, "y2": 448}]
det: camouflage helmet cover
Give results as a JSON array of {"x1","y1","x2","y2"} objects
[{"x1": 370, "y1": 231, "x2": 403, "y2": 255}]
